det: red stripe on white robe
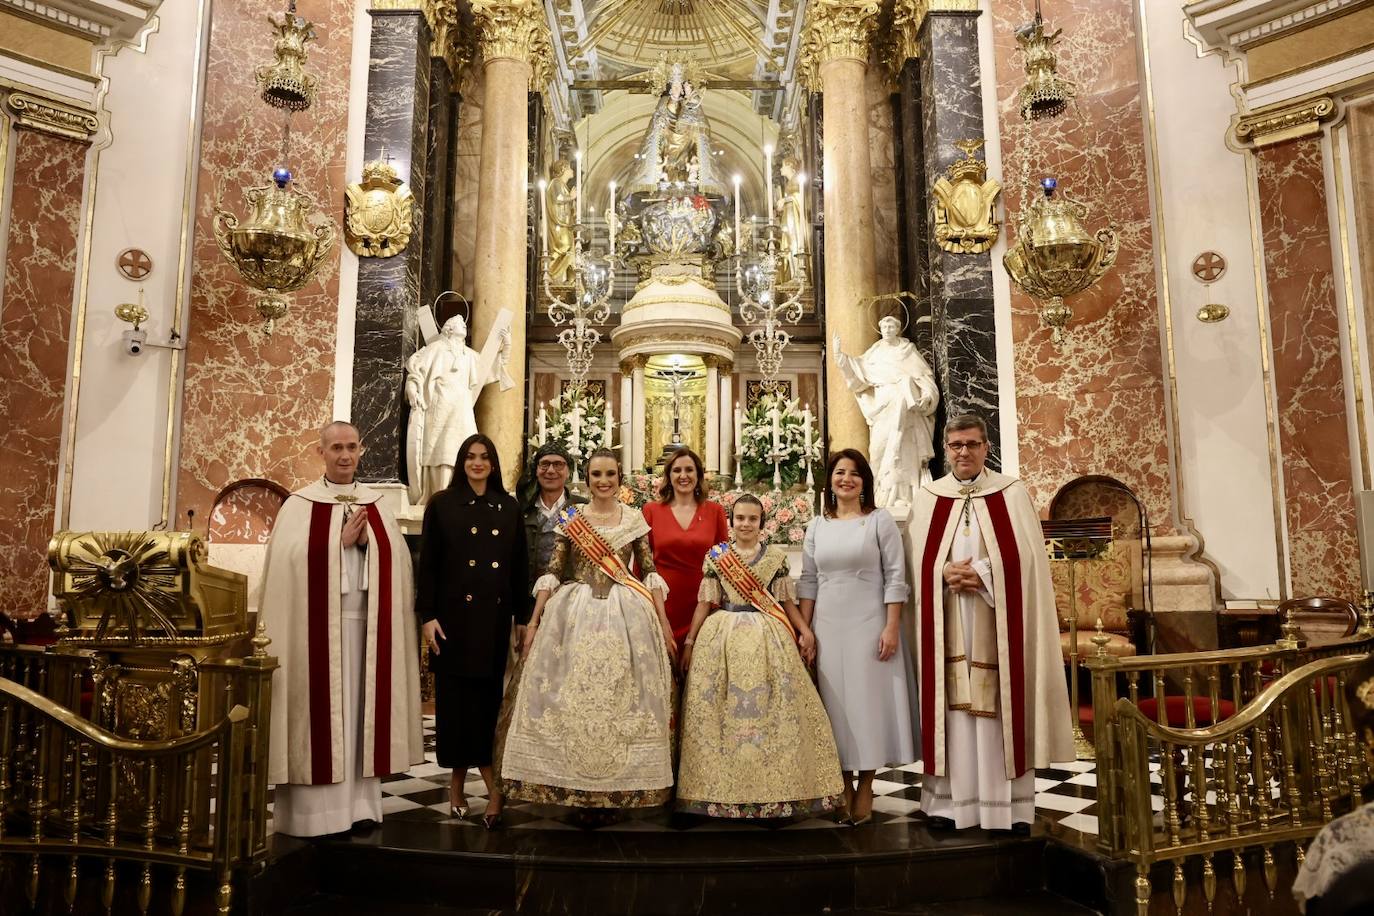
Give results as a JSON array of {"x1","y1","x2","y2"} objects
[
  {"x1": 984, "y1": 489, "x2": 1028, "y2": 776},
  {"x1": 306, "y1": 501, "x2": 335, "y2": 785},
  {"x1": 919, "y1": 495, "x2": 955, "y2": 775},
  {"x1": 366, "y1": 505, "x2": 394, "y2": 777}
]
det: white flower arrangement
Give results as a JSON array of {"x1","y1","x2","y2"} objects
[
  {"x1": 739, "y1": 394, "x2": 821, "y2": 489},
  {"x1": 536, "y1": 388, "x2": 610, "y2": 465}
]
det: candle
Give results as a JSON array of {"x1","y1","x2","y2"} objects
[
  {"x1": 575, "y1": 150, "x2": 583, "y2": 226},
  {"x1": 570, "y1": 404, "x2": 582, "y2": 456},
  {"x1": 537, "y1": 401, "x2": 547, "y2": 445},
  {"x1": 733, "y1": 401, "x2": 743, "y2": 454},
  {"x1": 604, "y1": 403, "x2": 614, "y2": 447},
  {"x1": 608, "y1": 181, "x2": 617, "y2": 252},
  {"x1": 732, "y1": 175, "x2": 742, "y2": 253},
  {"x1": 770, "y1": 404, "x2": 781, "y2": 455},
  {"x1": 802, "y1": 405, "x2": 812, "y2": 455},
  {"x1": 763, "y1": 146, "x2": 774, "y2": 227}
]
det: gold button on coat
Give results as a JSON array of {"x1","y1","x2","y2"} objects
[
  {"x1": 470, "y1": 527, "x2": 478, "y2": 534},
  {"x1": 491, "y1": 561, "x2": 500, "y2": 568},
  {"x1": 465, "y1": 594, "x2": 473, "y2": 602},
  {"x1": 492, "y1": 528, "x2": 500, "y2": 536},
  {"x1": 468, "y1": 559, "x2": 476, "y2": 567}
]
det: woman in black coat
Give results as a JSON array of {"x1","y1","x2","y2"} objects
[{"x1": 417, "y1": 433, "x2": 527, "y2": 828}]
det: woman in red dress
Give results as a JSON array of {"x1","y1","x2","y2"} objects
[{"x1": 642, "y1": 446, "x2": 729, "y2": 649}]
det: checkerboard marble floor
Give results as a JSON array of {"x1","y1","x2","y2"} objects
[{"x1": 267, "y1": 715, "x2": 1171, "y2": 837}]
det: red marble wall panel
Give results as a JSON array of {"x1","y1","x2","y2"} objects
[
  {"x1": 175, "y1": 0, "x2": 353, "y2": 523},
  {"x1": 991, "y1": 0, "x2": 1175, "y2": 532},
  {"x1": 208, "y1": 481, "x2": 289, "y2": 544},
  {"x1": 1255, "y1": 136, "x2": 1359, "y2": 598},
  {"x1": 0, "y1": 130, "x2": 87, "y2": 617}
]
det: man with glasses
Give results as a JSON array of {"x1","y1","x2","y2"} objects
[
  {"x1": 520, "y1": 443, "x2": 588, "y2": 638},
  {"x1": 910, "y1": 413, "x2": 1072, "y2": 834}
]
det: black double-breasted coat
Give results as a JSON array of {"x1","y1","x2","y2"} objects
[{"x1": 416, "y1": 486, "x2": 528, "y2": 679}]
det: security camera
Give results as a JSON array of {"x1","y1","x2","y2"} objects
[{"x1": 123, "y1": 328, "x2": 147, "y2": 356}]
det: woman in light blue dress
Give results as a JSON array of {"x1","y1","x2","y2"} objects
[{"x1": 798, "y1": 448, "x2": 919, "y2": 825}]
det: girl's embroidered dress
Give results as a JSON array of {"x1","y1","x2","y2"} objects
[
  {"x1": 676, "y1": 543, "x2": 843, "y2": 818},
  {"x1": 496, "y1": 504, "x2": 674, "y2": 807}
]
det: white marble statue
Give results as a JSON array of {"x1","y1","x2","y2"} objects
[
  {"x1": 832, "y1": 316, "x2": 940, "y2": 507},
  {"x1": 405, "y1": 314, "x2": 511, "y2": 505}
]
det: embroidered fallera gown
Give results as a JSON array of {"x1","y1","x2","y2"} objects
[
  {"x1": 676, "y1": 543, "x2": 843, "y2": 818},
  {"x1": 495, "y1": 504, "x2": 674, "y2": 807}
]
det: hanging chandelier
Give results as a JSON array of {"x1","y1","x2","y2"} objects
[{"x1": 1015, "y1": 0, "x2": 1075, "y2": 121}]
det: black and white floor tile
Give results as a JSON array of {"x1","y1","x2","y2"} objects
[{"x1": 267, "y1": 715, "x2": 1171, "y2": 837}]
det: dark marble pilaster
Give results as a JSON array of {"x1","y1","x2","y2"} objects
[
  {"x1": 353, "y1": 11, "x2": 432, "y2": 482},
  {"x1": 918, "y1": 10, "x2": 1000, "y2": 473},
  {"x1": 895, "y1": 58, "x2": 932, "y2": 364},
  {"x1": 420, "y1": 58, "x2": 454, "y2": 309}
]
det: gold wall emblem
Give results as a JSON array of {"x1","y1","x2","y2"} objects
[
  {"x1": 931, "y1": 139, "x2": 1002, "y2": 254},
  {"x1": 345, "y1": 158, "x2": 415, "y2": 257}
]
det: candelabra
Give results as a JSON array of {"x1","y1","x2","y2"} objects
[{"x1": 731, "y1": 165, "x2": 806, "y2": 387}]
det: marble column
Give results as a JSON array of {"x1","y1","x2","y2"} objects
[
  {"x1": 704, "y1": 359, "x2": 720, "y2": 473},
  {"x1": 719, "y1": 369, "x2": 735, "y2": 477},
  {"x1": 631, "y1": 358, "x2": 647, "y2": 471},
  {"x1": 895, "y1": 57, "x2": 932, "y2": 363},
  {"x1": 470, "y1": 0, "x2": 551, "y2": 487},
  {"x1": 918, "y1": 8, "x2": 1000, "y2": 471},
  {"x1": 352, "y1": 9, "x2": 432, "y2": 482},
  {"x1": 421, "y1": 25, "x2": 460, "y2": 308},
  {"x1": 619, "y1": 371, "x2": 633, "y2": 471},
  {"x1": 803, "y1": 0, "x2": 880, "y2": 456}
]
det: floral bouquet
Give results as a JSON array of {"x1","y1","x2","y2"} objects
[
  {"x1": 739, "y1": 394, "x2": 822, "y2": 490},
  {"x1": 718, "y1": 488, "x2": 814, "y2": 546},
  {"x1": 618, "y1": 469, "x2": 659, "y2": 508},
  {"x1": 537, "y1": 388, "x2": 610, "y2": 466}
]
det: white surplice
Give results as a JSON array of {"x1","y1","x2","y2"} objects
[
  {"x1": 271, "y1": 525, "x2": 384, "y2": 836},
  {"x1": 919, "y1": 482, "x2": 1035, "y2": 830}
]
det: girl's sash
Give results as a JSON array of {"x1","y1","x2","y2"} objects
[
  {"x1": 708, "y1": 542, "x2": 796, "y2": 639},
  {"x1": 558, "y1": 506, "x2": 657, "y2": 607}
]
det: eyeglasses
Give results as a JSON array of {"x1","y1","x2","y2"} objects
[
  {"x1": 946, "y1": 440, "x2": 987, "y2": 453},
  {"x1": 537, "y1": 460, "x2": 568, "y2": 472}
]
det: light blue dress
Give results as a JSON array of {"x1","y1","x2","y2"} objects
[{"x1": 798, "y1": 509, "x2": 919, "y2": 771}]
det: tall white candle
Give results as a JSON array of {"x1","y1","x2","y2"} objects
[
  {"x1": 608, "y1": 181, "x2": 617, "y2": 252},
  {"x1": 570, "y1": 404, "x2": 582, "y2": 456},
  {"x1": 764, "y1": 145, "x2": 774, "y2": 226},
  {"x1": 575, "y1": 150, "x2": 583, "y2": 226},
  {"x1": 770, "y1": 404, "x2": 781, "y2": 455},
  {"x1": 538, "y1": 401, "x2": 547, "y2": 445},
  {"x1": 733, "y1": 175, "x2": 742, "y2": 253},
  {"x1": 604, "y1": 403, "x2": 614, "y2": 447},
  {"x1": 802, "y1": 405, "x2": 812, "y2": 455},
  {"x1": 734, "y1": 401, "x2": 743, "y2": 454}
]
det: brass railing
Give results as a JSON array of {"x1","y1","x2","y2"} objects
[
  {"x1": 0, "y1": 677, "x2": 248, "y2": 915},
  {"x1": 1087, "y1": 629, "x2": 1373, "y2": 914}
]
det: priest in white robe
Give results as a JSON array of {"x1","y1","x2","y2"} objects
[
  {"x1": 910, "y1": 413, "x2": 1072, "y2": 832},
  {"x1": 260, "y1": 421, "x2": 425, "y2": 836}
]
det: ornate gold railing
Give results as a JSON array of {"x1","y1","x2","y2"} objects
[
  {"x1": 1087, "y1": 630, "x2": 1373, "y2": 914},
  {"x1": 0, "y1": 677, "x2": 248, "y2": 915}
]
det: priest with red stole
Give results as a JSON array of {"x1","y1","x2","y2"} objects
[
  {"x1": 911, "y1": 413, "x2": 1072, "y2": 833},
  {"x1": 260, "y1": 421, "x2": 424, "y2": 836}
]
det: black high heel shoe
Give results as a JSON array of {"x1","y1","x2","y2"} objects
[{"x1": 483, "y1": 802, "x2": 504, "y2": 829}]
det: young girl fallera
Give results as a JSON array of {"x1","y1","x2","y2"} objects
[{"x1": 675, "y1": 494, "x2": 843, "y2": 818}]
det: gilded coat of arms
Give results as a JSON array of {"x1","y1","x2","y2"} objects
[
  {"x1": 931, "y1": 140, "x2": 1001, "y2": 254},
  {"x1": 345, "y1": 159, "x2": 414, "y2": 257}
]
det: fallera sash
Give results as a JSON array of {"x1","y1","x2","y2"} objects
[
  {"x1": 558, "y1": 505, "x2": 656, "y2": 608},
  {"x1": 708, "y1": 542, "x2": 796, "y2": 639}
]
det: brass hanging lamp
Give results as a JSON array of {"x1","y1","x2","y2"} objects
[
  {"x1": 1003, "y1": 177, "x2": 1117, "y2": 344},
  {"x1": 1015, "y1": 0, "x2": 1075, "y2": 121},
  {"x1": 255, "y1": 1, "x2": 318, "y2": 112}
]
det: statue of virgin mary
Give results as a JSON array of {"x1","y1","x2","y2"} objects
[{"x1": 627, "y1": 58, "x2": 724, "y2": 196}]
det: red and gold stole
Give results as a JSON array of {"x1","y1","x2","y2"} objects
[
  {"x1": 708, "y1": 542, "x2": 796, "y2": 639},
  {"x1": 558, "y1": 505, "x2": 656, "y2": 607}
]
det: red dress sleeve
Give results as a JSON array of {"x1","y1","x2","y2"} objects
[{"x1": 711, "y1": 501, "x2": 728, "y2": 543}]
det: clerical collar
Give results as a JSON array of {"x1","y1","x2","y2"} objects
[{"x1": 953, "y1": 472, "x2": 984, "y2": 534}]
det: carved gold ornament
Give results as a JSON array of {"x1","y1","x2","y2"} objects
[
  {"x1": 931, "y1": 140, "x2": 1001, "y2": 254},
  {"x1": 798, "y1": 0, "x2": 880, "y2": 89},
  {"x1": 1015, "y1": 6, "x2": 1074, "y2": 122},
  {"x1": 4, "y1": 92, "x2": 99, "y2": 141},
  {"x1": 469, "y1": 0, "x2": 553, "y2": 86},
  {"x1": 345, "y1": 158, "x2": 415, "y2": 257}
]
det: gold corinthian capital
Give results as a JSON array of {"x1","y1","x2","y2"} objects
[
  {"x1": 470, "y1": 0, "x2": 553, "y2": 86},
  {"x1": 799, "y1": 0, "x2": 881, "y2": 88}
]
